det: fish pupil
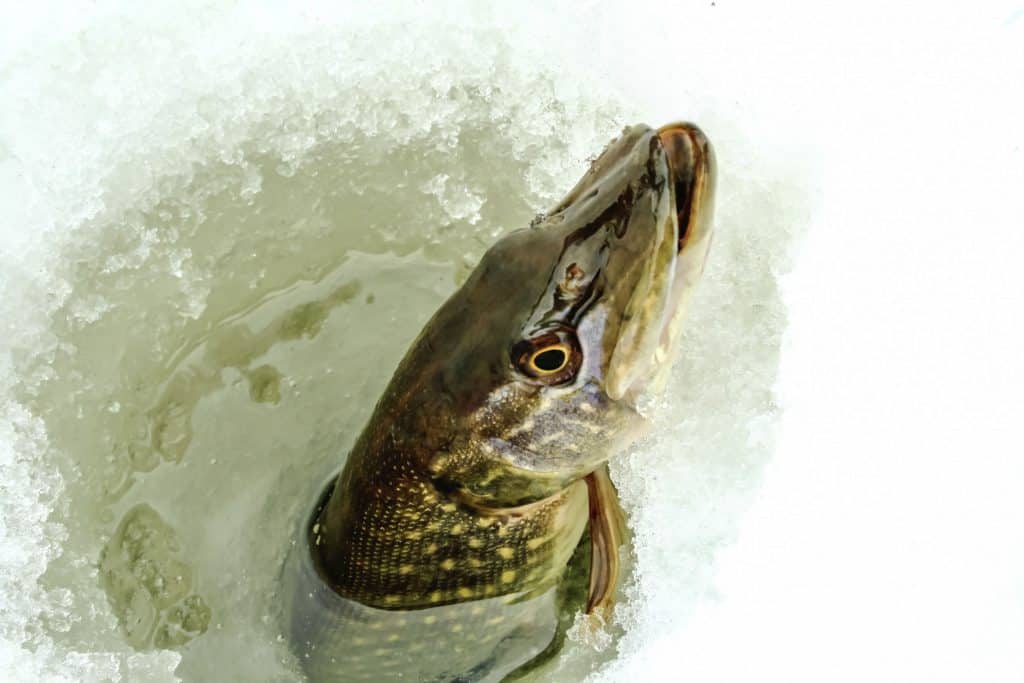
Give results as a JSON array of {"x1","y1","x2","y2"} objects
[{"x1": 534, "y1": 349, "x2": 566, "y2": 372}]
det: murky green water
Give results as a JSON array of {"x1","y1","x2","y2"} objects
[
  {"x1": 96, "y1": 249, "x2": 455, "y2": 663},
  {"x1": 16, "y1": 123, "x2": 608, "y2": 679}
]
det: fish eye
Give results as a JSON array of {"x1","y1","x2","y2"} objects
[
  {"x1": 511, "y1": 332, "x2": 581, "y2": 383},
  {"x1": 529, "y1": 345, "x2": 570, "y2": 374}
]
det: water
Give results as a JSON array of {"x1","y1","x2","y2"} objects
[
  {"x1": 0, "y1": 3, "x2": 803, "y2": 681},
  {"x1": 12, "y1": 134, "x2": 581, "y2": 680},
  {"x1": 88, "y1": 250, "x2": 458, "y2": 679}
]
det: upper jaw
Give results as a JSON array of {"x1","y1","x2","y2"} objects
[
  {"x1": 653, "y1": 122, "x2": 716, "y2": 394},
  {"x1": 610, "y1": 123, "x2": 717, "y2": 408},
  {"x1": 656, "y1": 122, "x2": 716, "y2": 258}
]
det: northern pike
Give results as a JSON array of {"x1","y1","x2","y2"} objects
[{"x1": 280, "y1": 122, "x2": 716, "y2": 681}]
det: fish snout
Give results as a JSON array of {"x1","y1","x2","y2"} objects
[{"x1": 656, "y1": 122, "x2": 715, "y2": 255}]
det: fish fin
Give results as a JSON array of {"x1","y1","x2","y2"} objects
[
  {"x1": 584, "y1": 463, "x2": 627, "y2": 617},
  {"x1": 501, "y1": 530, "x2": 591, "y2": 682}
]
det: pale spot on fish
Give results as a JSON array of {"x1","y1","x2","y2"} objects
[
  {"x1": 507, "y1": 418, "x2": 534, "y2": 438},
  {"x1": 501, "y1": 570, "x2": 516, "y2": 584},
  {"x1": 487, "y1": 616, "x2": 505, "y2": 626},
  {"x1": 425, "y1": 543, "x2": 438, "y2": 554},
  {"x1": 440, "y1": 558, "x2": 456, "y2": 570},
  {"x1": 450, "y1": 523, "x2": 465, "y2": 535},
  {"x1": 386, "y1": 634, "x2": 400, "y2": 643},
  {"x1": 539, "y1": 431, "x2": 567, "y2": 446},
  {"x1": 424, "y1": 615, "x2": 438, "y2": 625},
  {"x1": 457, "y1": 587, "x2": 474, "y2": 599},
  {"x1": 440, "y1": 503, "x2": 457, "y2": 513},
  {"x1": 655, "y1": 344, "x2": 669, "y2": 363},
  {"x1": 451, "y1": 624, "x2": 463, "y2": 633},
  {"x1": 476, "y1": 517, "x2": 495, "y2": 528},
  {"x1": 429, "y1": 591, "x2": 443, "y2": 603},
  {"x1": 496, "y1": 546, "x2": 514, "y2": 559},
  {"x1": 467, "y1": 537, "x2": 483, "y2": 548},
  {"x1": 399, "y1": 564, "x2": 414, "y2": 575},
  {"x1": 383, "y1": 595, "x2": 401, "y2": 604}
]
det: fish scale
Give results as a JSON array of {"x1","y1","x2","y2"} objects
[{"x1": 281, "y1": 514, "x2": 566, "y2": 682}]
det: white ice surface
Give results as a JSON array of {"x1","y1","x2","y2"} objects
[{"x1": 2, "y1": 2, "x2": 1024, "y2": 682}]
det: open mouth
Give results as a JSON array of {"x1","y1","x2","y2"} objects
[
  {"x1": 657, "y1": 122, "x2": 716, "y2": 257},
  {"x1": 646, "y1": 123, "x2": 717, "y2": 385},
  {"x1": 590, "y1": 122, "x2": 717, "y2": 404}
]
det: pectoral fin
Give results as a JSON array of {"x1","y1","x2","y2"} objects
[{"x1": 584, "y1": 464, "x2": 628, "y2": 615}]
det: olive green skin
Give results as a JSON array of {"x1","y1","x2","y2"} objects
[
  {"x1": 285, "y1": 122, "x2": 716, "y2": 681},
  {"x1": 282, "y1": 483, "x2": 585, "y2": 682}
]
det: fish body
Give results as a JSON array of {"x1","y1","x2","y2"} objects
[
  {"x1": 281, "y1": 122, "x2": 716, "y2": 681},
  {"x1": 281, "y1": 482, "x2": 569, "y2": 682}
]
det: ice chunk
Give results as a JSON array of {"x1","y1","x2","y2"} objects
[{"x1": 99, "y1": 504, "x2": 209, "y2": 650}]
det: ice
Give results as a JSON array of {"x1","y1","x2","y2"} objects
[
  {"x1": 99, "y1": 504, "x2": 211, "y2": 649},
  {"x1": 3, "y1": 2, "x2": 1022, "y2": 683}
]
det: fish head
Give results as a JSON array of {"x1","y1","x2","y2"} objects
[{"x1": 400, "y1": 123, "x2": 715, "y2": 505}]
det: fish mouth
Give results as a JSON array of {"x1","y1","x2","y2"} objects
[
  {"x1": 657, "y1": 122, "x2": 716, "y2": 259},
  {"x1": 605, "y1": 122, "x2": 717, "y2": 405},
  {"x1": 653, "y1": 122, "x2": 716, "y2": 388}
]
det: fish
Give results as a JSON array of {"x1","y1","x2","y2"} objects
[{"x1": 279, "y1": 121, "x2": 716, "y2": 682}]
